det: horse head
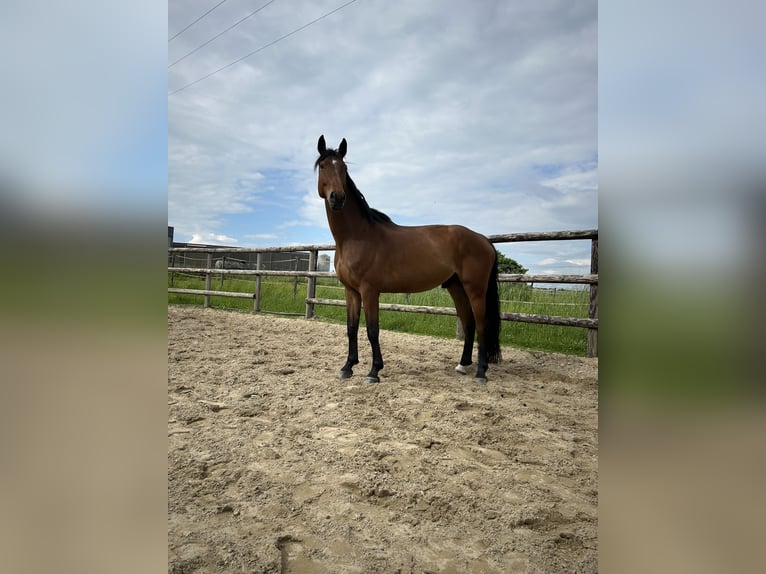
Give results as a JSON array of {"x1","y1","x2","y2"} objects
[{"x1": 316, "y1": 135, "x2": 348, "y2": 211}]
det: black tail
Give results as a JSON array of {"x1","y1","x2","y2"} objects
[{"x1": 485, "y1": 250, "x2": 502, "y2": 363}]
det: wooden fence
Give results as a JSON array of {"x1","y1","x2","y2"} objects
[{"x1": 168, "y1": 229, "x2": 599, "y2": 356}]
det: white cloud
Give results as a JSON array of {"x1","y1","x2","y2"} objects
[
  {"x1": 536, "y1": 257, "x2": 589, "y2": 268},
  {"x1": 189, "y1": 232, "x2": 239, "y2": 245},
  {"x1": 565, "y1": 259, "x2": 591, "y2": 267}
]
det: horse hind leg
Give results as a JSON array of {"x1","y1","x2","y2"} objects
[
  {"x1": 465, "y1": 259, "x2": 502, "y2": 384},
  {"x1": 445, "y1": 278, "x2": 476, "y2": 375},
  {"x1": 458, "y1": 279, "x2": 492, "y2": 384},
  {"x1": 473, "y1": 304, "x2": 490, "y2": 384}
]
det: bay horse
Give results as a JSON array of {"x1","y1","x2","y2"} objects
[{"x1": 315, "y1": 135, "x2": 502, "y2": 384}]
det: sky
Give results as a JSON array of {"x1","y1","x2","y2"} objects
[
  {"x1": 168, "y1": 0, "x2": 597, "y2": 278},
  {"x1": 1, "y1": 1, "x2": 167, "y2": 223}
]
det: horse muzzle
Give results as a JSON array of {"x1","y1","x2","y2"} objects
[{"x1": 328, "y1": 192, "x2": 346, "y2": 211}]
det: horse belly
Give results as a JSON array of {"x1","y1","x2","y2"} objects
[
  {"x1": 379, "y1": 265, "x2": 452, "y2": 293},
  {"x1": 379, "y1": 234, "x2": 456, "y2": 292}
]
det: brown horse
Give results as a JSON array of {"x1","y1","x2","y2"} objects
[{"x1": 315, "y1": 135, "x2": 501, "y2": 384}]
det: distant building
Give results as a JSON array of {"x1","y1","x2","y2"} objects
[{"x1": 317, "y1": 254, "x2": 331, "y2": 272}]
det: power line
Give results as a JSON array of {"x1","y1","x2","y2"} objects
[
  {"x1": 169, "y1": 0, "x2": 360, "y2": 96},
  {"x1": 169, "y1": 0, "x2": 281, "y2": 68},
  {"x1": 169, "y1": 0, "x2": 232, "y2": 43}
]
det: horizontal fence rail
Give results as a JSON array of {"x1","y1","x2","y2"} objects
[
  {"x1": 167, "y1": 267, "x2": 596, "y2": 284},
  {"x1": 167, "y1": 268, "x2": 339, "y2": 279},
  {"x1": 168, "y1": 229, "x2": 599, "y2": 356}
]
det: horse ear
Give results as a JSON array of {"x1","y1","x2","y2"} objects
[
  {"x1": 338, "y1": 138, "x2": 347, "y2": 159},
  {"x1": 317, "y1": 135, "x2": 326, "y2": 154}
]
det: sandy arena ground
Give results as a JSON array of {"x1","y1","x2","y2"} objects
[{"x1": 168, "y1": 305, "x2": 598, "y2": 573}]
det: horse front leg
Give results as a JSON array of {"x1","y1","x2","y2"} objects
[
  {"x1": 362, "y1": 291, "x2": 384, "y2": 384},
  {"x1": 340, "y1": 288, "x2": 361, "y2": 379}
]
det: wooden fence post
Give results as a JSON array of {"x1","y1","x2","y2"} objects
[
  {"x1": 292, "y1": 256, "x2": 299, "y2": 300},
  {"x1": 204, "y1": 252, "x2": 212, "y2": 308},
  {"x1": 254, "y1": 253, "x2": 263, "y2": 313},
  {"x1": 587, "y1": 239, "x2": 598, "y2": 357},
  {"x1": 306, "y1": 250, "x2": 318, "y2": 319}
]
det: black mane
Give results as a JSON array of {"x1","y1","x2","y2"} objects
[{"x1": 315, "y1": 148, "x2": 392, "y2": 224}]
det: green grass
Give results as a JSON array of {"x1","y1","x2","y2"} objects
[{"x1": 168, "y1": 272, "x2": 591, "y2": 355}]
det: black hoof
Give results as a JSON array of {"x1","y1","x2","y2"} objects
[
  {"x1": 339, "y1": 369, "x2": 353, "y2": 380},
  {"x1": 365, "y1": 376, "x2": 380, "y2": 384},
  {"x1": 474, "y1": 377, "x2": 488, "y2": 385}
]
